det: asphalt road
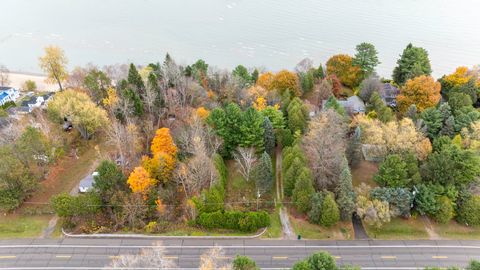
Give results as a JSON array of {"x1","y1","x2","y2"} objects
[{"x1": 0, "y1": 238, "x2": 479, "y2": 269}]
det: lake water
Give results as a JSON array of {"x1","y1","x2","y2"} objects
[{"x1": 1, "y1": 0, "x2": 479, "y2": 78}]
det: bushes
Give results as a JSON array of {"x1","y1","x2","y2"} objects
[
  {"x1": 197, "y1": 210, "x2": 270, "y2": 232},
  {"x1": 308, "y1": 191, "x2": 340, "y2": 227},
  {"x1": 232, "y1": 255, "x2": 259, "y2": 270},
  {"x1": 370, "y1": 187, "x2": 413, "y2": 218},
  {"x1": 457, "y1": 195, "x2": 480, "y2": 226},
  {"x1": 435, "y1": 196, "x2": 454, "y2": 224},
  {"x1": 292, "y1": 251, "x2": 338, "y2": 270}
]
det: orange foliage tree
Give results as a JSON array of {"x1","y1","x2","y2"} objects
[
  {"x1": 256, "y1": 72, "x2": 274, "y2": 90},
  {"x1": 443, "y1": 66, "x2": 478, "y2": 87},
  {"x1": 253, "y1": 96, "x2": 267, "y2": 111},
  {"x1": 127, "y1": 166, "x2": 156, "y2": 196},
  {"x1": 150, "y1": 128, "x2": 177, "y2": 157},
  {"x1": 326, "y1": 75, "x2": 342, "y2": 98},
  {"x1": 397, "y1": 75, "x2": 441, "y2": 113},
  {"x1": 326, "y1": 54, "x2": 362, "y2": 88},
  {"x1": 196, "y1": 107, "x2": 210, "y2": 120},
  {"x1": 271, "y1": 70, "x2": 301, "y2": 96}
]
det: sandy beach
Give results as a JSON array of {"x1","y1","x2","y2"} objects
[{"x1": 6, "y1": 72, "x2": 58, "y2": 92}]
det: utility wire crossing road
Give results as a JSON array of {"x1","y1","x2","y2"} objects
[{"x1": 0, "y1": 239, "x2": 479, "y2": 269}]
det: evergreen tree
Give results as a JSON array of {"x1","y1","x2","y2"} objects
[
  {"x1": 240, "y1": 107, "x2": 265, "y2": 152},
  {"x1": 336, "y1": 160, "x2": 356, "y2": 221},
  {"x1": 232, "y1": 65, "x2": 252, "y2": 84},
  {"x1": 292, "y1": 167, "x2": 315, "y2": 213},
  {"x1": 263, "y1": 117, "x2": 275, "y2": 156},
  {"x1": 368, "y1": 92, "x2": 393, "y2": 123},
  {"x1": 253, "y1": 152, "x2": 273, "y2": 195},
  {"x1": 353, "y1": 42, "x2": 380, "y2": 76},
  {"x1": 287, "y1": 97, "x2": 309, "y2": 134},
  {"x1": 374, "y1": 154, "x2": 409, "y2": 187},
  {"x1": 320, "y1": 193, "x2": 340, "y2": 227},
  {"x1": 127, "y1": 63, "x2": 145, "y2": 94},
  {"x1": 392, "y1": 43, "x2": 432, "y2": 85},
  {"x1": 251, "y1": 69, "x2": 259, "y2": 84},
  {"x1": 284, "y1": 157, "x2": 303, "y2": 197},
  {"x1": 324, "y1": 96, "x2": 346, "y2": 116},
  {"x1": 299, "y1": 71, "x2": 314, "y2": 94},
  {"x1": 308, "y1": 192, "x2": 325, "y2": 224}
]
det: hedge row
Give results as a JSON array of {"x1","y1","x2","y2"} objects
[{"x1": 197, "y1": 210, "x2": 270, "y2": 232}]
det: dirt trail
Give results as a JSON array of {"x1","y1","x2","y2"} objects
[
  {"x1": 421, "y1": 216, "x2": 441, "y2": 240},
  {"x1": 276, "y1": 146, "x2": 295, "y2": 240}
]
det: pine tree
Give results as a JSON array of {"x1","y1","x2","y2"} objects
[
  {"x1": 284, "y1": 157, "x2": 303, "y2": 197},
  {"x1": 336, "y1": 160, "x2": 356, "y2": 221},
  {"x1": 253, "y1": 152, "x2": 273, "y2": 195},
  {"x1": 127, "y1": 63, "x2": 145, "y2": 94},
  {"x1": 320, "y1": 193, "x2": 340, "y2": 227},
  {"x1": 263, "y1": 117, "x2": 275, "y2": 156},
  {"x1": 308, "y1": 192, "x2": 325, "y2": 224},
  {"x1": 292, "y1": 167, "x2": 315, "y2": 213},
  {"x1": 240, "y1": 107, "x2": 265, "y2": 152}
]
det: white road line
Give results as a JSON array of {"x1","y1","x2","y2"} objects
[
  {"x1": 0, "y1": 245, "x2": 478, "y2": 249},
  {"x1": 0, "y1": 267, "x2": 428, "y2": 270}
]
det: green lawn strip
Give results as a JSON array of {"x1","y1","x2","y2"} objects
[
  {"x1": 0, "y1": 215, "x2": 51, "y2": 239},
  {"x1": 433, "y1": 221, "x2": 480, "y2": 239},
  {"x1": 364, "y1": 217, "x2": 428, "y2": 240},
  {"x1": 289, "y1": 215, "x2": 353, "y2": 240},
  {"x1": 262, "y1": 206, "x2": 282, "y2": 238}
]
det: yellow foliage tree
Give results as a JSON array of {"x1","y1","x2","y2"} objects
[
  {"x1": 155, "y1": 198, "x2": 166, "y2": 215},
  {"x1": 196, "y1": 107, "x2": 210, "y2": 120},
  {"x1": 150, "y1": 128, "x2": 177, "y2": 157},
  {"x1": 256, "y1": 72, "x2": 274, "y2": 90},
  {"x1": 247, "y1": 85, "x2": 268, "y2": 99},
  {"x1": 271, "y1": 70, "x2": 301, "y2": 96},
  {"x1": 443, "y1": 66, "x2": 478, "y2": 87},
  {"x1": 326, "y1": 54, "x2": 362, "y2": 88},
  {"x1": 39, "y1": 45, "x2": 68, "y2": 91},
  {"x1": 47, "y1": 89, "x2": 109, "y2": 140},
  {"x1": 127, "y1": 166, "x2": 156, "y2": 196},
  {"x1": 397, "y1": 75, "x2": 441, "y2": 113},
  {"x1": 253, "y1": 96, "x2": 267, "y2": 111}
]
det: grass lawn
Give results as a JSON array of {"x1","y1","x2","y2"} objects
[
  {"x1": 289, "y1": 215, "x2": 353, "y2": 240},
  {"x1": 0, "y1": 215, "x2": 51, "y2": 239},
  {"x1": 365, "y1": 217, "x2": 428, "y2": 240},
  {"x1": 351, "y1": 160, "x2": 378, "y2": 187},
  {"x1": 262, "y1": 206, "x2": 282, "y2": 238},
  {"x1": 433, "y1": 221, "x2": 480, "y2": 240}
]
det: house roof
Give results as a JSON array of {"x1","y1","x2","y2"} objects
[
  {"x1": 0, "y1": 86, "x2": 13, "y2": 91},
  {"x1": 0, "y1": 92, "x2": 8, "y2": 100},
  {"x1": 383, "y1": 83, "x2": 399, "y2": 97},
  {"x1": 21, "y1": 96, "x2": 37, "y2": 106},
  {"x1": 79, "y1": 175, "x2": 94, "y2": 189}
]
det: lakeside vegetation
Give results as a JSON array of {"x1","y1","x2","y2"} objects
[{"x1": 0, "y1": 41, "x2": 480, "y2": 246}]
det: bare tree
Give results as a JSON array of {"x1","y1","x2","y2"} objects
[
  {"x1": 295, "y1": 58, "x2": 314, "y2": 73},
  {"x1": 108, "y1": 241, "x2": 176, "y2": 269},
  {"x1": 106, "y1": 120, "x2": 143, "y2": 171},
  {"x1": 177, "y1": 115, "x2": 222, "y2": 157},
  {"x1": 199, "y1": 246, "x2": 231, "y2": 270},
  {"x1": 66, "y1": 66, "x2": 87, "y2": 89},
  {"x1": 315, "y1": 79, "x2": 333, "y2": 107},
  {"x1": 0, "y1": 65, "x2": 10, "y2": 86},
  {"x1": 303, "y1": 110, "x2": 348, "y2": 190},
  {"x1": 233, "y1": 147, "x2": 257, "y2": 181}
]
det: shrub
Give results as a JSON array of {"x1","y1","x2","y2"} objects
[
  {"x1": 232, "y1": 255, "x2": 259, "y2": 270},
  {"x1": 370, "y1": 187, "x2": 413, "y2": 218},
  {"x1": 197, "y1": 211, "x2": 269, "y2": 232},
  {"x1": 293, "y1": 252, "x2": 338, "y2": 270},
  {"x1": 434, "y1": 196, "x2": 454, "y2": 224},
  {"x1": 292, "y1": 167, "x2": 315, "y2": 213},
  {"x1": 374, "y1": 154, "x2": 409, "y2": 188},
  {"x1": 457, "y1": 195, "x2": 480, "y2": 226}
]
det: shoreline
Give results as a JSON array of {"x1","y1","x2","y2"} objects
[{"x1": 5, "y1": 72, "x2": 57, "y2": 92}]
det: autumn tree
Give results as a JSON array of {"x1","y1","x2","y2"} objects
[
  {"x1": 39, "y1": 45, "x2": 68, "y2": 91},
  {"x1": 392, "y1": 43, "x2": 432, "y2": 85},
  {"x1": 127, "y1": 166, "x2": 156, "y2": 197},
  {"x1": 256, "y1": 72, "x2": 274, "y2": 91},
  {"x1": 303, "y1": 110, "x2": 347, "y2": 190},
  {"x1": 353, "y1": 42, "x2": 380, "y2": 76},
  {"x1": 150, "y1": 128, "x2": 177, "y2": 158},
  {"x1": 271, "y1": 70, "x2": 301, "y2": 97},
  {"x1": 47, "y1": 89, "x2": 109, "y2": 139},
  {"x1": 397, "y1": 75, "x2": 441, "y2": 113},
  {"x1": 326, "y1": 54, "x2": 362, "y2": 88}
]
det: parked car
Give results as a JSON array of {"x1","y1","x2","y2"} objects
[{"x1": 78, "y1": 172, "x2": 98, "y2": 193}]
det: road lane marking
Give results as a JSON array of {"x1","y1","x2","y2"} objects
[
  {"x1": 164, "y1": 256, "x2": 178, "y2": 259},
  {"x1": 109, "y1": 256, "x2": 121, "y2": 259},
  {"x1": 334, "y1": 256, "x2": 341, "y2": 259},
  {"x1": 1, "y1": 244, "x2": 479, "y2": 249},
  {"x1": 55, "y1": 255, "x2": 71, "y2": 258},
  {"x1": 432, "y1": 256, "x2": 448, "y2": 259},
  {"x1": 381, "y1": 256, "x2": 397, "y2": 259},
  {"x1": 272, "y1": 256, "x2": 288, "y2": 260},
  {"x1": 218, "y1": 256, "x2": 231, "y2": 259},
  {"x1": 0, "y1": 255, "x2": 16, "y2": 259}
]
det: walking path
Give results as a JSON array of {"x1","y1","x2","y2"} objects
[
  {"x1": 421, "y1": 215, "x2": 441, "y2": 240},
  {"x1": 275, "y1": 146, "x2": 295, "y2": 240}
]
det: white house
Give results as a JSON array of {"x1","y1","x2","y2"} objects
[
  {"x1": 21, "y1": 96, "x2": 45, "y2": 113},
  {"x1": 0, "y1": 87, "x2": 20, "y2": 106}
]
